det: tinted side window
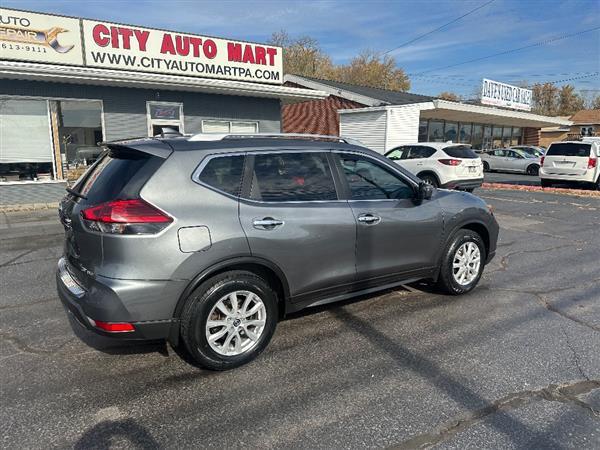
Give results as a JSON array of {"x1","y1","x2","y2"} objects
[
  {"x1": 340, "y1": 154, "x2": 414, "y2": 200},
  {"x1": 249, "y1": 152, "x2": 337, "y2": 202},
  {"x1": 409, "y1": 146, "x2": 436, "y2": 159},
  {"x1": 198, "y1": 155, "x2": 244, "y2": 196},
  {"x1": 546, "y1": 143, "x2": 591, "y2": 157},
  {"x1": 443, "y1": 145, "x2": 478, "y2": 159}
]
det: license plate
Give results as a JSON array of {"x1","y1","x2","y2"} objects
[
  {"x1": 468, "y1": 166, "x2": 477, "y2": 173},
  {"x1": 58, "y1": 258, "x2": 85, "y2": 298}
]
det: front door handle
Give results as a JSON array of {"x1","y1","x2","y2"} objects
[
  {"x1": 357, "y1": 214, "x2": 381, "y2": 225},
  {"x1": 253, "y1": 218, "x2": 284, "y2": 229}
]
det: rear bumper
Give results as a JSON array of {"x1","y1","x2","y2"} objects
[
  {"x1": 56, "y1": 257, "x2": 182, "y2": 341},
  {"x1": 539, "y1": 168, "x2": 596, "y2": 183},
  {"x1": 441, "y1": 177, "x2": 484, "y2": 190}
]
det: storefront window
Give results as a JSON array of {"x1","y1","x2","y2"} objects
[
  {"x1": 418, "y1": 120, "x2": 428, "y2": 142},
  {"x1": 56, "y1": 100, "x2": 103, "y2": 181},
  {"x1": 458, "y1": 123, "x2": 472, "y2": 144},
  {"x1": 428, "y1": 121, "x2": 444, "y2": 142},
  {"x1": 502, "y1": 126, "x2": 512, "y2": 147},
  {"x1": 511, "y1": 127, "x2": 522, "y2": 146},
  {"x1": 472, "y1": 124, "x2": 483, "y2": 150},
  {"x1": 0, "y1": 99, "x2": 54, "y2": 182},
  {"x1": 492, "y1": 126, "x2": 503, "y2": 148},
  {"x1": 483, "y1": 126, "x2": 493, "y2": 150},
  {"x1": 444, "y1": 122, "x2": 458, "y2": 142}
]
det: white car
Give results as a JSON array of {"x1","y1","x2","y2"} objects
[
  {"x1": 540, "y1": 139, "x2": 600, "y2": 190},
  {"x1": 384, "y1": 142, "x2": 484, "y2": 192},
  {"x1": 480, "y1": 148, "x2": 541, "y2": 175}
]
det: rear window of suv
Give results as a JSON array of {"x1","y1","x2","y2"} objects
[
  {"x1": 546, "y1": 143, "x2": 591, "y2": 157},
  {"x1": 76, "y1": 147, "x2": 163, "y2": 204},
  {"x1": 442, "y1": 145, "x2": 479, "y2": 159}
]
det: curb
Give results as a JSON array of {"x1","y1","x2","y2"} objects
[
  {"x1": 0, "y1": 202, "x2": 59, "y2": 213},
  {"x1": 482, "y1": 182, "x2": 600, "y2": 198}
]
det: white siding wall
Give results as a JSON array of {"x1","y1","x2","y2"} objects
[
  {"x1": 384, "y1": 103, "x2": 428, "y2": 151},
  {"x1": 340, "y1": 110, "x2": 388, "y2": 153}
]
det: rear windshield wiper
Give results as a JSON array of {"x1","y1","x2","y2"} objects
[{"x1": 66, "y1": 187, "x2": 87, "y2": 200}]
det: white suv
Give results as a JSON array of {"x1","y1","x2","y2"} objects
[
  {"x1": 540, "y1": 139, "x2": 600, "y2": 190},
  {"x1": 385, "y1": 143, "x2": 484, "y2": 192}
]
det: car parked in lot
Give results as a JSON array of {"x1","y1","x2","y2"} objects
[
  {"x1": 384, "y1": 142, "x2": 484, "y2": 192},
  {"x1": 480, "y1": 148, "x2": 541, "y2": 175},
  {"x1": 540, "y1": 139, "x2": 600, "y2": 190},
  {"x1": 511, "y1": 145, "x2": 545, "y2": 157},
  {"x1": 57, "y1": 134, "x2": 498, "y2": 370}
]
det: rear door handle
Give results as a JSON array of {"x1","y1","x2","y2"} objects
[
  {"x1": 253, "y1": 218, "x2": 284, "y2": 229},
  {"x1": 357, "y1": 214, "x2": 381, "y2": 224}
]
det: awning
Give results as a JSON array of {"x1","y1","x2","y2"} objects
[
  {"x1": 420, "y1": 100, "x2": 572, "y2": 128},
  {"x1": 0, "y1": 61, "x2": 328, "y2": 105}
]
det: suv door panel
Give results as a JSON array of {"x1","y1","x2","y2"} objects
[
  {"x1": 238, "y1": 152, "x2": 357, "y2": 299},
  {"x1": 335, "y1": 152, "x2": 443, "y2": 280}
]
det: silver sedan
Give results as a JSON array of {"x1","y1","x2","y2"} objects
[{"x1": 480, "y1": 148, "x2": 541, "y2": 175}]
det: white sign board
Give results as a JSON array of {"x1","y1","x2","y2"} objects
[
  {"x1": 481, "y1": 78, "x2": 532, "y2": 111},
  {"x1": 82, "y1": 20, "x2": 283, "y2": 84},
  {"x1": 0, "y1": 8, "x2": 84, "y2": 66}
]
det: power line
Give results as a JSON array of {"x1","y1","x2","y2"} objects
[
  {"x1": 414, "y1": 25, "x2": 600, "y2": 75},
  {"x1": 380, "y1": 0, "x2": 495, "y2": 56}
]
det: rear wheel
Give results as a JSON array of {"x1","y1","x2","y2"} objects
[
  {"x1": 180, "y1": 270, "x2": 278, "y2": 370},
  {"x1": 482, "y1": 161, "x2": 490, "y2": 172},
  {"x1": 526, "y1": 164, "x2": 540, "y2": 176},
  {"x1": 437, "y1": 229, "x2": 485, "y2": 295},
  {"x1": 419, "y1": 173, "x2": 439, "y2": 188}
]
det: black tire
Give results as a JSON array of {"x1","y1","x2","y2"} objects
[
  {"x1": 526, "y1": 164, "x2": 540, "y2": 176},
  {"x1": 180, "y1": 270, "x2": 278, "y2": 370},
  {"x1": 436, "y1": 229, "x2": 486, "y2": 295},
  {"x1": 419, "y1": 173, "x2": 439, "y2": 188},
  {"x1": 540, "y1": 179, "x2": 552, "y2": 188},
  {"x1": 482, "y1": 161, "x2": 490, "y2": 172}
]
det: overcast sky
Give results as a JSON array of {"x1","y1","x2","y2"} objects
[{"x1": 4, "y1": 0, "x2": 600, "y2": 97}]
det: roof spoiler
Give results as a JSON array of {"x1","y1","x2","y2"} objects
[{"x1": 99, "y1": 138, "x2": 174, "y2": 159}]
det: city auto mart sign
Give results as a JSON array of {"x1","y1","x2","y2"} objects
[
  {"x1": 0, "y1": 8, "x2": 283, "y2": 85},
  {"x1": 481, "y1": 78, "x2": 532, "y2": 111},
  {"x1": 82, "y1": 20, "x2": 283, "y2": 84}
]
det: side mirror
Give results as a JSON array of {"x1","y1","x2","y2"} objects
[{"x1": 418, "y1": 182, "x2": 434, "y2": 200}]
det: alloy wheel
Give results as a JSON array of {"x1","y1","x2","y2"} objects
[
  {"x1": 205, "y1": 290, "x2": 266, "y2": 356},
  {"x1": 452, "y1": 242, "x2": 481, "y2": 286}
]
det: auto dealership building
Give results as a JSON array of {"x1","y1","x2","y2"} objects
[
  {"x1": 0, "y1": 8, "x2": 324, "y2": 203},
  {"x1": 283, "y1": 75, "x2": 572, "y2": 154}
]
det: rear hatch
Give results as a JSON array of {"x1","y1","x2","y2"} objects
[
  {"x1": 542, "y1": 142, "x2": 592, "y2": 176},
  {"x1": 442, "y1": 145, "x2": 483, "y2": 179},
  {"x1": 58, "y1": 140, "x2": 172, "y2": 287}
]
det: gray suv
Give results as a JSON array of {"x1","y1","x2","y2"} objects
[{"x1": 57, "y1": 134, "x2": 498, "y2": 370}]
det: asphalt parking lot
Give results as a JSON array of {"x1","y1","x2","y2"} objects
[{"x1": 1, "y1": 188, "x2": 599, "y2": 449}]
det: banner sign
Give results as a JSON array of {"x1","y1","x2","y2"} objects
[
  {"x1": 481, "y1": 78, "x2": 532, "y2": 111},
  {"x1": 0, "y1": 8, "x2": 83, "y2": 65},
  {"x1": 0, "y1": 8, "x2": 283, "y2": 85},
  {"x1": 82, "y1": 20, "x2": 283, "y2": 84}
]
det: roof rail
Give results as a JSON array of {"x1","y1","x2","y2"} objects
[{"x1": 188, "y1": 132, "x2": 364, "y2": 146}]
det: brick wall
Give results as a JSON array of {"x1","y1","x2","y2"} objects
[
  {"x1": 282, "y1": 82, "x2": 365, "y2": 135},
  {"x1": 523, "y1": 127, "x2": 540, "y2": 146}
]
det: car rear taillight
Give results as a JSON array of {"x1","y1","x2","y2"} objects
[
  {"x1": 438, "y1": 159, "x2": 462, "y2": 166},
  {"x1": 89, "y1": 318, "x2": 135, "y2": 333},
  {"x1": 540, "y1": 156, "x2": 545, "y2": 166},
  {"x1": 588, "y1": 157, "x2": 597, "y2": 169},
  {"x1": 81, "y1": 199, "x2": 172, "y2": 234}
]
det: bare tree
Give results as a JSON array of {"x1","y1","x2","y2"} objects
[{"x1": 437, "y1": 91, "x2": 461, "y2": 102}]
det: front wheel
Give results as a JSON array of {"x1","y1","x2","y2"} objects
[
  {"x1": 482, "y1": 161, "x2": 490, "y2": 172},
  {"x1": 437, "y1": 229, "x2": 486, "y2": 295},
  {"x1": 180, "y1": 270, "x2": 278, "y2": 370}
]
